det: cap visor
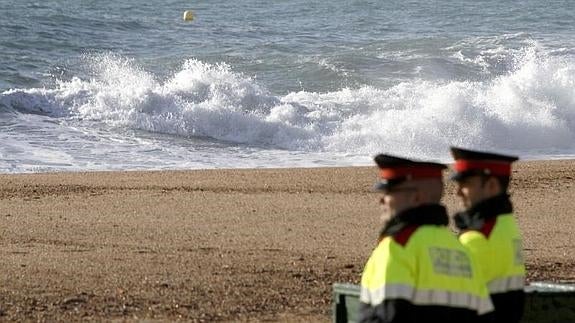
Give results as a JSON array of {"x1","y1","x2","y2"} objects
[
  {"x1": 373, "y1": 182, "x2": 390, "y2": 191},
  {"x1": 449, "y1": 172, "x2": 467, "y2": 181}
]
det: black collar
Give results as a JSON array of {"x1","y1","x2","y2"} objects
[
  {"x1": 454, "y1": 194, "x2": 513, "y2": 230},
  {"x1": 380, "y1": 204, "x2": 449, "y2": 239}
]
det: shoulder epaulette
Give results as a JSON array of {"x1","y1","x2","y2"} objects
[
  {"x1": 479, "y1": 217, "x2": 497, "y2": 238},
  {"x1": 392, "y1": 224, "x2": 420, "y2": 247}
]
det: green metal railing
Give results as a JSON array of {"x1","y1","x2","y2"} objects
[{"x1": 333, "y1": 282, "x2": 575, "y2": 323}]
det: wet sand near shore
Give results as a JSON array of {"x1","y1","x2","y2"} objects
[{"x1": 1, "y1": 160, "x2": 574, "y2": 321}]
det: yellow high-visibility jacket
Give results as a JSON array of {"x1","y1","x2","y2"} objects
[
  {"x1": 360, "y1": 204, "x2": 493, "y2": 323},
  {"x1": 456, "y1": 194, "x2": 526, "y2": 323}
]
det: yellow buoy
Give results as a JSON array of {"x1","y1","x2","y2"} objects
[{"x1": 183, "y1": 10, "x2": 194, "y2": 21}]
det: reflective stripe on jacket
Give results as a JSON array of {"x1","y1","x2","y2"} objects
[
  {"x1": 456, "y1": 194, "x2": 526, "y2": 323},
  {"x1": 459, "y1": 214, "x2": 526, "y2": 323},
  {"x1": 360, "y1": 204, "x2": 493, "y2": 323},
  {"x1": 459, "y1": 214, "x2": 525, "y2": 293}
]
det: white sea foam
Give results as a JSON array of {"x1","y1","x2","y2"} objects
[{"x1": 1, "y1": 43, "x2": 575, "y2": 171}]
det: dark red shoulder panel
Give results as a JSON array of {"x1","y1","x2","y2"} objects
[
  {"x1": 480, "y1": 217, "x2": 497, "y2": 238},
  {"x1": 392, "y1": 225, "x2": 420, "y2": 247}
]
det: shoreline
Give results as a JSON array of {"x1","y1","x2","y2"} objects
[
  {"x1": 1, "y1": 160, "x2": 574, "y2": 321},
  {"x1": 2, "y1": 157, "x2": 575, "y2": 176}
]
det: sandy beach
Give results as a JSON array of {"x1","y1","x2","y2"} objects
[{"x1": 1, "y1": 161, "x2": 574, "y2": 322}]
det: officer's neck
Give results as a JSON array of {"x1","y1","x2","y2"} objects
[{"x1": 468, "y1": 193, "x2": 513, "y2": 218}]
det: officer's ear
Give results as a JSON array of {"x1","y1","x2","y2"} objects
[
  {"x1": 411, "y1": 184, "x2": 426, "y2": 205},
  {"x1": 484, "y1": 176, "x2": 503, "y2": 196},
  {"x1": 412, "y1": 191, "x2": 424, "y2": 206},
  {"x1": 413, "y1": 179, "x2": 442, "y2": 204}
]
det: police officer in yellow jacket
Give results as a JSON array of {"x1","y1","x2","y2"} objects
[
  {"x1": 359, "y1": 154, "x2": 493, "y2": 323},
  {"x1": 450, "y1": 147, "x2": 526, "y2": 323}
]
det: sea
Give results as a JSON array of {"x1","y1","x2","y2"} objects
[{"x1": 1, "y1": 0, "x2": 574, "y2": 173}]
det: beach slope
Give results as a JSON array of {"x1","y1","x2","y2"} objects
[{"x1": 1, "y1": 161, "x2": 574, "y2": 321}]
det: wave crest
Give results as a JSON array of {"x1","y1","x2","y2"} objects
[{"x1": 2, "y1": 44, "x2": 575, "y2": 160}]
